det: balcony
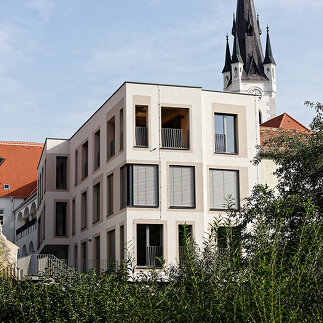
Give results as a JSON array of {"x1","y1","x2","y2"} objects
[
  {"x1": 16, "y1": 218, "x2": 36, "y2": 241},
  {"x1": 161, "y1": 128, "x2": 189, "y2": 149},
  {"x1": 135, "y1": 126, "x2": 148, "y2": 147},
  {"x1": 215, "y1": 134, "x2": 226, "y2": 152},
  {"x1": 146, "y1": 246, "x2": 163, "y2": 267}
]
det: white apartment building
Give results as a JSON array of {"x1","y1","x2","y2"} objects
[{"x1": 36, "y1": 82, "x2": 263, "y2": 271}]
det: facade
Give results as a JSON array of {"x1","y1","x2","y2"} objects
[
  {"x1": 36, "y1": 82, "x2": 262, "y2": 270},
  {"x1": 222, "y1": 0, "x2": 277, "y2": 122},
  {"x1": 0, "y1": 141, "x2": 43, "y2": 244}
]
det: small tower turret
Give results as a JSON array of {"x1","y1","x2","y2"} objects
[
  {"x1": 222, "y1": 35, "x2": 232, "y2": 89},
  {"x1": 263, "y1": 26, "x2": 277, "y2": 93},
  {"x1": 231, "y1": 32, "x2": 244, "y2": 92}
]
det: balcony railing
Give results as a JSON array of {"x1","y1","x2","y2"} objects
[
  {"x1": 215, "y1": 133, "x2": 226, "y2": 152},
  {"x1": 161, "y1": 128, "x2": 189, "y2": 149},
  {"x1": 16, "y1": 218, "x2": 37, "y2": 241},
  {"x1": 146, "y1": 246, "x2": 163, "y2": 267},
  {"x1": 108, "y1": 139, "x2": 115, "y2": 158},
  {"x1": 135, "y1": 127, "x2": 148, "y2": 147}
]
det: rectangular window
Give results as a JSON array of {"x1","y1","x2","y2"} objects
[
  {"x1": 169, "y1": 166, "x2": 195, "y2": 208},
  {"x1": 72, "y1": 199, "x2": 76, "y2": 235},
  {"x1": 107, "y1": 229, "x2": 116, "y2": 263},
  {"x1": 75, "y1": 150, "x2": 78, "y2": 185},
  {"x1": 209, "y1": 169, "x2": 239, "y2": 210},
  {"x1": 216, "y1": 226, "x2": 241, "y2": 254},
  {"x1": 120, "y1": 225, "x2": 124, "y2": 261},
  {"x1": 94, "y1": 236, "x2": 100, "y2": 271},
  {"x1": 55, "y1": 202, "x2": 67, "y2": 236},
  {"x1": 93, "y1": 183, "x2": 101, "y2": 223},
  {"x1": 120, "y1": 165, "x2": 158, "y2": 208},
  {"x1": 120, "y1": 166, "x2": 127, "y2": 209},
  {"x1": 214, "y1": 114, "x2": 237, "y2": 153},
  {"x1": 81, "y1": 191, "x2": 87, "y2": 230},
  {"x1": 178, "y1": 224, "x2": 193, "y2": 267},
  {"x1": 120, "y1": 109, "x2": 124, "y2": 151},
  {"x1": 81, "y1": 242, "x2": 87, "y2": 273},
  {"x1": 74, "y1": 245, "x2": 78, "y2": 270},
  {"x1": 42, "y1": 206, "x2": 45, "y2": 241},
  {"x1": 82, "y1": 141, "x2": 88, "y2": 179},
  {"x1": 107, "y1": 174, "x2": 113, "y2": 215},
  {"x1": 94, "y1": 130, "x2": 100, "y2": 170},
  {"x1": 0, "y1": 209, "x2": 3, "y2": 226},
  {"x1": 135, "y1": 105, "x2": 148, "y2": 147},
  {"x1": 107, "y1": 117, "x2": 115, "y2": 159},
  {"x1": 56, "y1": 157, "x2": 67, "y2": 190},
  {"x1": 137, "y1": 224, "x2": 163, "y2": 267}
]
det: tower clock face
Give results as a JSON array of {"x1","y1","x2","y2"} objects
[{"x1": 248, "y1": 87, "x2": 263, "y2": 100}]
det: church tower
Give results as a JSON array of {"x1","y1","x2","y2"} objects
[{"x1": 222, "y1": 0, "x2": 277, "y2": 122}]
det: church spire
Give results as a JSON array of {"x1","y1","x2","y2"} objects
[
  {"x1": 263, "y1": 26, "x2": 276, "y2": 65},
  {"x1": 231, "y1": 13, "x2": 237, "y2": 36},
  {"x1": 222, "y1": 35, "x2": 232, "y2": 73},
  {"x1": 235, "y1": 0, "x2": 265, "y2": 79}
]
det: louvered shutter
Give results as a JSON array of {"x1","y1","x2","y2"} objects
[
  {"x1": 210, "y1": 169, "x2": 239, "y2": 209},
  {"x1": 133, "y1": 165, "x2": 158, "y2": 207},
  {"x1": 170, "y1": 166, "x2": 194, "y2": 208}
]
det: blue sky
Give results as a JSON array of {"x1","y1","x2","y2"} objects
[{"x1": 1, "y1": 0, "x2": 322, "y2": 142}]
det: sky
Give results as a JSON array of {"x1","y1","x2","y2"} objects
[{"x1": 0, "y1": 0, "x2": 322, "y2": 143}]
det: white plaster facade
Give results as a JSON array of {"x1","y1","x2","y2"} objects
[{"x1": 36, "y1": 82, "x2": 262, "y2": 270}]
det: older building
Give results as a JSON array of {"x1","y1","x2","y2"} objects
[
  {"x1": 36, "y1": 82, "x2": 263, "y2": 270},
  {"x1": 0, "y1": 141, "x2": 43, "y2": 246}
]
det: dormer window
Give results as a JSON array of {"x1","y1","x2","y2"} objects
[{"x1": 3, "y1": 184, "x2": 9, "y2": 190}]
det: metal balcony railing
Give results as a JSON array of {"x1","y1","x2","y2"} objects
[
  {"x1": 146, "y1": 246, "x2": 163, "y2": 267},
  {"x1": 135, "y1": 127, "x2": 148, "y2": 147},
  {"x1": 215, "y1": 134, "x2": 226, "y2": 152},
  {"x1": 108, "y1": 139, "x2": 115, "y2": 158},
  {"x1": 161, "y1": 128, "x2": 189, "y2": 149}
]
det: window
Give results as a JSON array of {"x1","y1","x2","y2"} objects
[
  {"x1": 169, "y1": 166, "x2": 195, "y2": 208},
  {"x1": 120, "y1": 165, "x2": 158, "y2": 208},
  {"x1": 209, "y1": 169, "x2": 239, "y2": 210},
  {"x1": 107, "y1": 117, "x2": 115, "y2": 159},
  {"x1": 93, "y1": 183, "x2": 101, "y2": 223},
  {"x1": 75, "y1": 150, "x2": 78, "y2": 185},
  {"x1": 216, "y1": 226, "x2": 241, "y2": 254},
  {"x1": 81, "y1": 191, "x2": 87, "y2": 230},
  {"x1": 3, "y1": 184, "x2": 9, "y2": 190},
  {"x1": 120, "y1": 225, "x2": 124, "y2": 261},
  {"x1": 120, "y1": 109, "x2": 124, "y2": 151},
  {"x1": 107, "y1": 174, "x2": 113, "y2": 215},
  {"x1": 56, "y1": 157, "x2": 67, "y2": 190},
  {"x1": 55, "y1": 202, "x2": 67, "y2": 236},
  {"x1": 74, "y1": 245, "x2": 78, "y2": 270},
  {"x1": 135, "y1": 105, "x2": 148, "y2": 147},
  {"x1": 120, "y1": 166, "x2": 127, "y2": 209},
  {"x1": 81, "y1": 242, "x2": 87, "y2": 273},
  {"x1": 72, "y1": 199, "x2": 76, "y2": 235},
  {"x1": 137, "y1": 224, "x2": 163, "y2": 267},
  {"x1": 214, "y1": 114, "x2": 237, "y2": 153},
  {"x1": 94, "y1": 236, "x2": 100, "y2": 271},
  {"x1": 161, "y1": 107, "x2": 190, "y2": 149},
  {"x1": 178, "y1": 224, "x2": 193, "y2": 267},
  {"x1": 82, "y1": 141, "x2": 88, "y2": 179},
  {"x1": 107, "y1": 230, "x2": 116, "y2": 263},
  {"x1": 94, "y1": 129, "x2": 100, "y2": 170},
  {"x1": 0, "y1": 209, "x2": 4, "y2": 226}
]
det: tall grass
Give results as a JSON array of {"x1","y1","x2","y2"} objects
[{"x1": 0, "y1": 199, "x2": 321, "y2": 322}]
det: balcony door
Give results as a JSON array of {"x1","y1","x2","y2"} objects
[{"x1": 137, "y1": 224, "x2": 163, "y2": 267}]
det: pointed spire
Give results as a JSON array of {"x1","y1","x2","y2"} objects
[
  {"x1": 257, "y1": 14, "x2": 262, "y2": 35},
  {"x1": 222, "y1": 35, "x2": 232, "y2": 73},
  {"x1": 231, "y1": 32, "x2": 243, "y2": 64},
  {"x1": 263, "y1": 26, "x2": 276, "y2": 65},
  {"x1": 247, "y1": 11, "x2": 254, "y2": 36},
  {"x1": 232, "y1": 13, "x2": 237, "y2": 36}
]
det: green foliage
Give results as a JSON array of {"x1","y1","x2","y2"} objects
[{"x1": 0, "y1": 199, "x2": 321, "y2": 322}]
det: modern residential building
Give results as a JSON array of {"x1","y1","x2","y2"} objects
[
  {"x1": 36, "y1": 82, "x2": 263, "y2": 270},
  {"x1": 0, "y1": 141, "x2": 43, "y2": 245}
]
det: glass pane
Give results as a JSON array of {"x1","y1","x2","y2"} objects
[
  {"x1": 214, "y1": 114, "x2": 224, "y2": 134},
  {"x1": 225, "y1": 115, "x2": 236, "y2": 153}
]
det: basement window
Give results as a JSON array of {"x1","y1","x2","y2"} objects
[{"x1": 3, "y1": 184, "x2": 9, "y2": 190}]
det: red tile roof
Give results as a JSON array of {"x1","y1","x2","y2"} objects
[
  {"x1": 260, "y1": 113, "x2": 310, "y2": 131},
  {"x1": 0, "y1": 141, "x2": 43, "y2": 198}
]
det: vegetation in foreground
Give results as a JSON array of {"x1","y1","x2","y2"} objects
[{"x1": 0, "y1": 102, "x2": 322, "y2": 322}]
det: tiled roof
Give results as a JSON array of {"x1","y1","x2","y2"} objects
[
  {"x1": 260, "y1": 113, "x2": 310, "y2": 131},
  {"x1": 0, "y1": 141, "x2": 43, "y2": 198}
]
